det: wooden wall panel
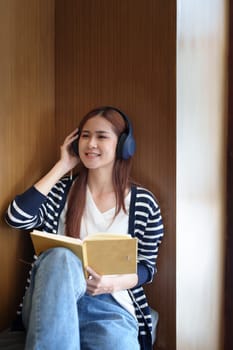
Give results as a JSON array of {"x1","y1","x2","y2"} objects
[
  {"x1": 0, "y1": 0, "x2": 55, "y2": 330},
  {"x1": 55, "y1": 1, "x2": 176, "y2": 349}
]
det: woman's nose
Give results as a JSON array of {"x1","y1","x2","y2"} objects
[{"x1": 87, "y1": 136, "x2": 97, "y2": 148}]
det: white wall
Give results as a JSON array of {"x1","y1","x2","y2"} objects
[{"x1": 177, "y1": 1, "x2": 227, "y2": 349}]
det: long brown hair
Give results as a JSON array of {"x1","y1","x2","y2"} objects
[{"x1": 66, "y1": 107, "x2": 134, "y2": 238}]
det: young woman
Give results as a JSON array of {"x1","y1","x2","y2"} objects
[{"x1": 5, "y1": 106, "x2": 164, "y2": 350}]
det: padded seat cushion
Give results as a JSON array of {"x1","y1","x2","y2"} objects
[{"x1": 0, "y1": 329, "x2": 25, "y2": 349}]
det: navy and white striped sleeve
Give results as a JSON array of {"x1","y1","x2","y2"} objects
[
  {"x1": 135, "y1": 189, "x2": 164, "y2": 285},
  {"x1": 5, "y1": 186, "x2": 47, "y2": 230}
]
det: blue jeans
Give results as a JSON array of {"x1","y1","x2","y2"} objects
[{"x1": 22, "y1": 247, "x2": 140, "y2": 350}]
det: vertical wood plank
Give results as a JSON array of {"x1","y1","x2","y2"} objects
[{"x1": 0, "y1": 0, "x2": 55, "y2": 329}]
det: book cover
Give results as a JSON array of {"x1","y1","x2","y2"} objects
[{"x1": 30, "y1": 230, "x2": 137, "y2": 276}]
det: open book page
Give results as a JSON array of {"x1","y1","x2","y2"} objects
[
  {"x1": 30, "y1": 230, "x2": 84, "y2": 266},
  {"x1": 84, "y1": 232, "x2": 132, "y2": 240},
  {"x1": 30, "y1": 230, "x2": 137, "y2": 276},
  {"x1": 31, "y1": 230, "x2": 82, "y2": 245}
]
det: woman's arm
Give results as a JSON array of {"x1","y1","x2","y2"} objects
[
  {"x1": 133, "y1": 189, "x2": 164, "y2": 286},
  {"x1": 34, "y1": 129, "x2": 79, "y2": 195},
  {"x1": 5, "y1": 129, "x2": 79, "y2": 229}
]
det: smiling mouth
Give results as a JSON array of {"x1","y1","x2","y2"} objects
[{"x1": 85, "y1": 152, "x2": 100, "y2": 157}]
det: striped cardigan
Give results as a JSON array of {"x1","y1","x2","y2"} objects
[{"x1": 5, "y1": 177, "x2": 164, "y2": 350}]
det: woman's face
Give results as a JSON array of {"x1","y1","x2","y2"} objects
[{"x1": 78, "y1": 115, "x2": 118, "y2": 171}]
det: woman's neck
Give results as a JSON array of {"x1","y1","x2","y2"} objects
[{"x1": 87, "y1": 170, "x2": 114, "y2": 195}]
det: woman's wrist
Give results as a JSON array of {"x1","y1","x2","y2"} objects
[
  {"x1": 110, "y1": 273, "x2": 138, "y2": 292},
  {"x1": 55, "y1": 159, "x2": 74, "y2": 176}
]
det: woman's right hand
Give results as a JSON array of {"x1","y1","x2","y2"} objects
[
  {"x1": 34, "y1": 129, "x2": 80, "y2": 195},
  {"x1": 59, "y1": 128, "x2": 80, "y2": 173}
]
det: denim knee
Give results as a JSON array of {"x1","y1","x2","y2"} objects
[
  {"x1": 38, "y1": 247, "x2": 80, "y2": 265},
  {"x1": 34, "y1": 247, "x2": 86, "y2": 297}
]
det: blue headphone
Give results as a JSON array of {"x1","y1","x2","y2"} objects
[{"x1": 72, "y1": 106, "x2": 136, "y2": 160}]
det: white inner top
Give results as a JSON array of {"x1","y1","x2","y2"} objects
[{"x1": 57, "y1": 186, "x2": 136, "y2": 318}]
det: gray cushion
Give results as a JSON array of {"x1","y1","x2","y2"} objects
[
  {"x1": 0, "y1": 329, "x2": 25, "y2": 350},
  {"x1": 150, "y1": 308, "x2": 159, "y2": 345}
]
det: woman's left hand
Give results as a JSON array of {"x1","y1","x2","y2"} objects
[
  {"x1": 86, "y1": 267, "x2": 114, "y2": 295},
  {"x1": 86, "y1": 266, "x2": 138, "y2": 296}
]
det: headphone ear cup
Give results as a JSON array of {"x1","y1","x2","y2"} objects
[
  {"x1": 122, "y1": 134, "x2": 136, "y2": 159},
  {"x1": 116, "y1": 132, "x2": 136, "y2": 160}
]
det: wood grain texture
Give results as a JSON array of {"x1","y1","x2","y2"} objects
[
  {"x1": 0, "y1": 0, "x2": 55, "y2": 329},
  {"x1": 55, "y1": 1, "x2": 176, "y2": 349}
]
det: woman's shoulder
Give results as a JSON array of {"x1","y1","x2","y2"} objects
[{"x1": 132, "y1": 185, "x2": 160, "y2": 210}]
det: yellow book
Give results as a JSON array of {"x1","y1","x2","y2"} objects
[{"x1": 30, "y1": 230, "x2": 137, "y2": 277}]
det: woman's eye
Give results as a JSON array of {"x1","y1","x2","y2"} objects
[{"x1": 80, "y1": 133, "x2": 108, "y2": 139}]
